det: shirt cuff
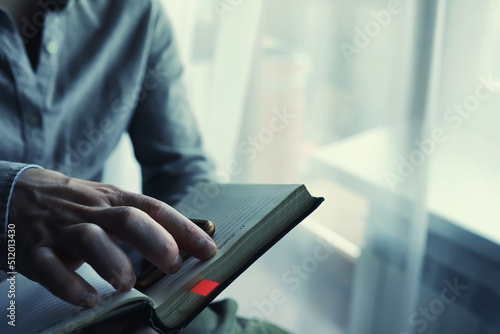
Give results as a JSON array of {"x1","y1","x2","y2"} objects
[{"x1": 0, "y1": 163, "x2": 42, "y2": 271}]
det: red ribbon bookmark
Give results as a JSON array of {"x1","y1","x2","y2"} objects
[{"x1": 190, "y1": 279, "x2": 220, "y2": 297}]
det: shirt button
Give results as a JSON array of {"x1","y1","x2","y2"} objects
[
  {"x1": 45, "y1": 40, "x2": 59, "y2": 54},
  {"x1": 26, "y1": 112, "x2": 41, "y2": 126}
]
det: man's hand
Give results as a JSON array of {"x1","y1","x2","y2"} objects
[{"x1": 9, "y1": 168, "x2": 217, "y2": 307}]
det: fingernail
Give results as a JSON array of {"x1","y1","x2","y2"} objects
[
  {"x1": 126, "y1": 274, "x2": 136, "y2": 290},
  {"x1": 112, "y1": 273, "x2": 136, "y2": 291},
  {"x1": 169, "y1": 254, "x2": 183, "y2": 274},
  {"x1": 82, "y1": 291, "x2": 98, "y2": 308},
  {"x1": 197, "y1": 238, "x2": 218, "y2": 260}
]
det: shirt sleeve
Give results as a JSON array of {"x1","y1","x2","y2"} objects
[
  {"x1": 128, "y1": 3, "x2": 216, "y2": 206},
  {"x1": 0, "y1": 161, "x2": 42, "y2": 271}
]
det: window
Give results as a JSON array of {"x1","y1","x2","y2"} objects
[{"x1": 105, "y1": 1, "x2": 500, "y2": 332}]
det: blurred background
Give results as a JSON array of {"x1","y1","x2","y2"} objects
[{"x1": 103, "y1": 0, "x2": 500, "y2": 333}]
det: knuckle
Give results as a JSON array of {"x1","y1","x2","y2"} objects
[
  {"x1": 64, "y1": 176, "x2": 77, "y2": 188},
  {"x1": 158, "y1": 238, "x2": 177, "y2": 256},
  {"x1": 31, "y1": 247, "x2": 53, "y2": 270},
  {"x1": 100, "y1": 183, "x2": 120, "y2": 194},
  {"x1": 117, "y1": 207, "x2": 146, "y2": 230},
  {"x1": 94, "y1": 184, "x2": 122, "y2": 205},
  {"x1": 141, "y1": 196, "x2": 176, "y2": 221},
  {"x1": 146, "y1": 200, "x2": 166, "y2": 217},
  {"x1": 76, "y1": 224, "x2": 104, "y2": 245},
  {"x1": 181, "y1": 220, "x2": 197, "y2": 242},
  {"x1": 155, "y1": 240, "x2": 179, "y2": 270},
  {"x1": 118, "y1": 206, "x2": 140, "y2": 221},
  {"x1": 132, "y1": 194, "x2": 165, "y2": 216},
  {"x1": 73, "y1": 204, "x2": 94, "y2": 218}
]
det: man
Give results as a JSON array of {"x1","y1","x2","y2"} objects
[{"x1": 0, "y1": 0, "x2": 288, "y2": 333}]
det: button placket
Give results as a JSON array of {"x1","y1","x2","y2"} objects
[
  {"x1": 0, "y1": 19, "x2": 45, "y2": 163},
  {"x1": 36, "y1": 11, "x2": 64, "y2": 110},
  {"x1": 32, "y1": 12, "x2": 66, "y2": 165},
  {"x1": 26, "y1": 112, "x2": 41, "y2": 127},
  {"x1": 44, "y1": 40, "x2": 59, "y2": 54}
]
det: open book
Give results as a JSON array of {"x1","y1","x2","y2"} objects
[{"x1": 0, "y1": 184, "x2": 323, "y2": 333}]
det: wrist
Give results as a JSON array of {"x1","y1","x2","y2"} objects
[{"x1": 0, "y1": 165, "x2": 42, "y2": 272}]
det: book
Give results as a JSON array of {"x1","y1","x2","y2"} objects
[{"x1": 0, "y1": 183, "x2": 323, "y2": 333}]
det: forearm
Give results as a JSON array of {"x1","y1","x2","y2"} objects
[
  {"x1": 140, "y1": 152, "x2": 216, "y2": 206},
  {"x1": 129, "y1": 6, "x2": 216, "y2": 206},
  {"x1": 0, "y1": 161, "x2": 41, "y2": 271}
]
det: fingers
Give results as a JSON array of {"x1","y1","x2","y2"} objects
[
  {"x1": 62, "y1": 179, "x2": 217, "y2": 262},
  {"x1": 89, "y1": 207, "x2": 183, "y2": 274},
  {"x1": 13, "y1": 170, "x2": 217, "y2": 313},
  {"x1": 61, "y1": 224, "x2": 136, "y2": 291},
  {"x1": 113, "y1": 192, "x2": 218, "y2": 260},
  {"x1": 30, "y1": 247, "x2": 98, "y2": 307}
]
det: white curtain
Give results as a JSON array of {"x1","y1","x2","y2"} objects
[{"x1": 105, "y1": 1, "x2": 500, "y2": 333}]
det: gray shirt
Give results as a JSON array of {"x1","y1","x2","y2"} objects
[{"x1": 0, "y1": 0, "x2": 214, "y2": 270}]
